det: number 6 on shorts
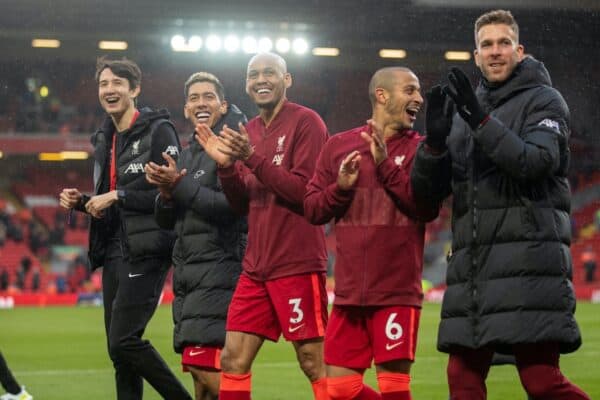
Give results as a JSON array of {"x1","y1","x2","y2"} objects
[{"x1": 385, "y1": 312, "x2": 404, "y2": 340}]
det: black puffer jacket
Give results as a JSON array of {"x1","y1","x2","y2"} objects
[
  {"x1": 155, "y1": 105, "x2": 248, "y2": 352},
  {"x1": 412, "y1": 57, "x2": 582, "y2": 354},
  {"x1": 80, "y1": 107, "x2": 180, "y2": 271}
]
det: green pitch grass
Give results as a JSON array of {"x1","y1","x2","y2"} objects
[{"x1": 1, "y1": 302, "x2": 598, "y2": 399}]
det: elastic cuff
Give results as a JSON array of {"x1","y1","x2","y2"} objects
[
  {"x1": 220, "y1": 372, "x2": 251, "y2": 392},
  {"x1": 377, "y1": 372, "x2": 411, "y2": 393}
]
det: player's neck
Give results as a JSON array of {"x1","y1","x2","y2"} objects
[
  {"x1": 112, "y1": 106, "x2": 138, "y2": 133},
  {"x1": 259, "y1": 97, "x2": 286, "y2": 127},
  {"x1": 370, "y1": 114, "x2": 399, "y2": 141},
  {"x1": 383, "y1": 125, "x2": 403, "y2": 140}
]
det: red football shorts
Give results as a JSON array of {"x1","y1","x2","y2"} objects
[
  {"x1": 182, "y1": 345, "x2": 222, "y2": 371},
  {"x1": 226, "y1": 272, "x2": 328, "y2": 341},
  {"x1": 324, "y1": 305, "x2": 421, "y2": 369}
]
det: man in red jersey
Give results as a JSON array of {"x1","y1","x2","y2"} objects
[
  {"x1": 197, "y1": 52, "x2": 329, "y2": 400},
  {"x1": 304, "y1": 67, "x2": 438, "y2": 400}
]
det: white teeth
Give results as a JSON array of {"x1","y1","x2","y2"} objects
[
  {"x1": 195, "y1": 112, "x2": 210, "y2": 119},
  {"x1": 106, "y1": 97, "x2": 119, "y2": 103},
  {"x1": 257, "y1": 88, "x2": 270, "y2": 94}
]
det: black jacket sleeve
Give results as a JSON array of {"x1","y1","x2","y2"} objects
[
  {"x1": 154, "y1": 194, "x2": 177, "y2": 230},
  {"x1": 150, "y1": 122, "x2": 181, "y2": 165},
  {"x1": 122, "y1": 121, "x2": 181, "y2": 213},
  {"x1": 170, "y1": 174, "x2": 238, "y2": 222},
  {"x1": 410, "y1": 142, "x2": 453, "y2": 207},
  {"x1": 471, "y1": 87, "x2": 569, "y2": 181}
]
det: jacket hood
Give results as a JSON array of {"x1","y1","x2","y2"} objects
[
  {"x1": 92, "y1": 107, "x2": 171, "y2": 146},
  {"x1": 476, "y1": 56, "x2": 552, "y2": 111},
  {"x1": 131, "y1": 107, "x2": 171, "y2": 132},
  {"x1": 188, "y1": 103, "x2": 247, "y2": 148}
]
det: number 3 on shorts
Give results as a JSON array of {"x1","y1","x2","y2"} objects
[
  {"x1": 288, "y1": 298, "x2": 304, "y2": 324},
  {"x1": 385, "y1": 312, "x2": 403, "y2": 340}
]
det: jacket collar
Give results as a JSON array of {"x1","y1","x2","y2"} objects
[{"x1": 476, "y1": 56, "x2": 552, "y2": 111}]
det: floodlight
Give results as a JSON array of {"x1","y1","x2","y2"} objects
[
  {"x1": 206, "y1": 35, "x2": 222, "y2": 52},
  {"x1": 99, "y1": 41, "x2": 128, "y2": 50},
  {"x1": 275, "y1": 38, "x2": 290, "y2": 53},
  {"x1": 258, "y1": 37, "x2": 273, "y2": 52},
  {"x1": 292, "y1": 38, "x2": 308, "y2": 55},
  {"x1": 445, "y1": 51, "x2": 471, "y2": 61},
  {"x1": 188, "y1": 36, "x2": 203, "y2": 51},
  {"x1": 224, "y1": 35, "x2": 240, "y2": 52},
  {"x1": 379, "y1": 49, "x2": 407, "y2": 59},
  {"x1": 242, "y1": 36, "x2": 258, "y2": 54},
  {"x1": 312, "y1": 47, "x2": 340, "y2": 57},
  {"x1": 31, "y1": 39, "x2": 60, "y2": 48},
  {"x1": 171, "y1": 35, "x2": 186, "y2": 50}
]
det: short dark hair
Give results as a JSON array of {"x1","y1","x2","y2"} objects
[
  {"x1": 95, "y1": 56, "x2": 142, "y2": 90},
  {"x1": 474, "y1": 9, "x2": 519, "y2": 46},
  {"x1": 184, "y1": 72, "x2": 225, "y2": 101}
]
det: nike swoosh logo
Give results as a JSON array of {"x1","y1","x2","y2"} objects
[
  {"x1": 288, "y1": 324, "x2": 305, "y2": 333},
  {"x1": 385, "y1": 341, "x2": 404, "y2": 351},
  {"x1": 128, "y1": 273, "x2": 143, "y2": 278},
  {"x1": 189, "y1": 350, "x2": 206, "y2": 356}
]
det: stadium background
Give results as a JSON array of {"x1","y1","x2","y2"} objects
[{"x1": 0, "y1": 1, "x2": 599, "y2": 398}]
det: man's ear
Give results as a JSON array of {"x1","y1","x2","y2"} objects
[
  {"x1": 516, "y1": 44, "x2": 525, "y2": 62},
  {"x1": 284, "y1": 73, "x2": 292, "y2": 89},
  {"x1": 474, "y1": 48, "x2": 481, "y2": 68},
  {"x1": 220, "y1": 100, "x2": 229, "y2": 114},
  {"x1": 131, "y1": 85, "x2": 141, "y2": 100},
  {"x1": 375, "y1": 87, "x2": 388, "y2": 104}
]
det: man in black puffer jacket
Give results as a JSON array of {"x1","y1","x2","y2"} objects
[
  {"x1": 411, "y1": 9, "x2": 589, "y2": 400},
  {"x1": 146, "y1": 72, "x2": 247, "y2": 400},
  {"x1": 59, "y1": 57, "x2": 192, "y2": 400}
]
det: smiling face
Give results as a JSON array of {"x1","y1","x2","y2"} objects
[
  {"x1": 184, "y1": 81, "x2": 227, "y2": 128},
  {"x1": 245, "y1": 53, "x2": 291, "y2": 110},
  {"x1": 474, "y1": 23, "x2": 524, "y2": 83},
  {"x1": 383, "y1": 70, "x2": 423, "y2": 130},
  {"x1": 97, "y1": 67, "x2": 139, "y2": 118}
]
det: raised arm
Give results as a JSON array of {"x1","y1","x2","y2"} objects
[
  {"x1": 195, "y1": 123, "x2": 250, "y2": 216},
  {"x1": 231, "y1": 113, "x2": 328, "y2": 212},
  {"x1": 304, "y1": 140, "x2": 358, "y2": 225}
]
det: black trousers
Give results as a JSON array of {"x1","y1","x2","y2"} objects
[
  {"x1": 102, "y1": 240, "x2": 191, "y2": 400},
  {"x1": 0, "y1": 352, "x2": 21, "y2": 394}
]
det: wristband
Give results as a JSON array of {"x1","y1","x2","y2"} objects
[{"x1": 116, "y1": 189, "x2": 126, "y2": 206}]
